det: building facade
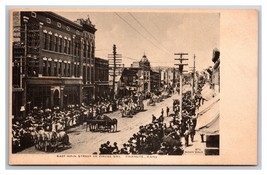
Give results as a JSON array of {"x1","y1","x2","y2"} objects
[
  {"x1": 118, "y1": 54, "x2": 161, "y2": 96},
  {"x1": 94, "y1": 57, "x2": 109, "y2": 101},
  {"x1": 160, "y1": 67, "x2": 178, "y2": 88},
  {"x1": 150, "y1": 70, "x2": 160, "y2": 93},
  {"x1": 211, "y1": 48, "x2": 220, "y2": 94},
  {"x1": 12, "y1": 11, "x2": 97, "y2": 117}
]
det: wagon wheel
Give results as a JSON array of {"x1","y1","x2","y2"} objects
[
  {"x1": 39, "y1": 140, "x2": 44, "y2": 151},
  {"x1": 34, "y1": 139, "x2": 39, "y2": 149},
  {"x1": 50, "y1": 133, "x2": 58, "y2": 148},
  {"x1": 44, "y1": 141, "x2": 48, "y2": 152}
]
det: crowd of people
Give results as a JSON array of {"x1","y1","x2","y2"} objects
[
  {"x1": 98, "y1": 77, "x2": 208, "y2": 155},
  {"x1": 99, "y1": 109, "x2": 184, "y2": 155},
  {"x1": 12, "y1": 105, "x2": 85, "y2": 153},
  {"x1": 117, "y1": 94, "x2": 144, "y2": 117}
]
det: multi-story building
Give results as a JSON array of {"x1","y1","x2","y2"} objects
[
  {"x1": 94, "y1": 57, "x2": 109, "y2": 101},
  {"x1": 119, "y1": 54, "x2": 160, "y2": 96},
  {"x1": 150, "y1": 70, "x2": 160, "y2": 93},
  {"x1": 12, "y1": 11, "x2": 97, "y2": 117},
  {"x1": 160, "y1": 67, "x2": 178, "y2": 88},
  {"x1": 138, "y1": 54, "x2": 151, "y2": 92}
]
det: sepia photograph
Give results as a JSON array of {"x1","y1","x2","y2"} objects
[{"x1": 9, "y1": 8, "x2": 258, "y2": 165}]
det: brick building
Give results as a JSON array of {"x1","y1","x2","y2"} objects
[
  {"x1": 12, "y1": 11, "x2": 98, "y2": 117},
  {"x1": 94, "y1": 57, "x2": 109, "y2": 101},
  {"x1": 119, "y1": 54, "x2": 160, "y2": 96}
]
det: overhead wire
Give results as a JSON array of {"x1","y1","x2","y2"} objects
[
  {"x1": 128, "y1": 12, "x2": 173, "y2": 55},
  {"x1": 114, "y1": 12, "x2": 172, "y2": 57}
]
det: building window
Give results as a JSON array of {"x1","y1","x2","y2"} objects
[
  {"x1": 77, "y1": 43, "x2": 80, "y2": 56},
  {"x1": 54, "y1": 36, "x2": 58, "y2": 52},
  {"x1": 43, "y1": 62, "x2": 46, "y2": 76},
  {"x1": 57, "y1": 22, "x2": 61, "y2": 28},
  {"x1": 43, "y1": 32, "x2": 48, "y2": 49},
  {"x1": 61, "y1": 63, "x2": 65, "y2": 77},
  {"x1": 83, "y1": 43, "x2": 87, "y2": 57},
  {"x1": 66, "y1": 26, "x2": 70, "y2": 31},
  {"x1": 54, "y1": 61, "x2": 57, "y2": 76},
  {"x1": 31, "y1": 12, "x2": 36, "y2": 18},
  {"x1": 67, "y1": 40, "x2": 70, "y2": 54},
  {"x1": 68, "y1": 63, "x2": 71, "y2": 76},
  {"x1": 63, "y1": 39, "x2": 67, "y2": 53},
  {"x1": 47, "y1": 61, "x2": 51, "y2": 76},
  {"x1": 73, "y1": 42, "x2": 76, "y2": 56},
  {"x1": 46, "y1": 18, "x2": 51, "y2": 24},
  {"x1": 64, "y1": 63, "x2": 67, "y2": 76},
  {"x1": 58, "y1": 62, "x2": 62, "y2": 76},
  {"x1": 74, "y1": 63, "x2": 76, "y2": 77},
  {"x1": 59, "y1": 37, "x2": 62, "y2": 53},
  {"x1": 47, "y1": 34, "x2": 52, "y2": 50},
  {"x1": 87, "y1": 44, "x2": 91, "y2": 59}
]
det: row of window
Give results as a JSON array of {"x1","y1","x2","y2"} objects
[
  {"x1": 43, "y1": 31, "x2": 94, "y2": 58},
  {"x1": 42, "y1": 60, "x2": 79, "y2": 77},
  {"x1": 143, "y1": 71, "x2": 150, "y2": 80},
  {"x1": 25, "y1": 58, "x2": 96, "y2": 81},
  {"x1": 30, "y1": 12, "x2": 79, "y2": 34},
  {"x1": 95, "y1": 68, "x2": 109, "y2": 82}
]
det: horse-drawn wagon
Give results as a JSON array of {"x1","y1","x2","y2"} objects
[
  {"x1": 33, "y1": 129, "x2": 70, "y2": 152},
  {"x1": 86, "y1": 115, "x2": 117, "y2": 132}
]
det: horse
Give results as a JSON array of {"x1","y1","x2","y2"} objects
[
  {"x1": 106, "y1": 118, "x2": 118, "y2": 132},
  {"x1": 86, "y1": 115, "x2": 118, "y2": 132},
  {"x1": 52, "y1": 131, "x2": 70, "y2": 152}
]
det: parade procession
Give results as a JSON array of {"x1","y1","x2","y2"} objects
[{"x1": 11, "y1": 11, "x2": 220, "y2": 156}]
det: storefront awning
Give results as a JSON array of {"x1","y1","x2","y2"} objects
[
  {"x1": 197, "y1": 114, "x2": 219, "y2": 135},
  {"x1": 201, "y1": 83, "x2": 215, "y2": 101},
  {"x1": 195, "y1": 97, "x2": 219, "y2": 135}
]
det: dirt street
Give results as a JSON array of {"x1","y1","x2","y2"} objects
[{"x1": 18, "y1": 93, "x2": 179, "y2": 154}]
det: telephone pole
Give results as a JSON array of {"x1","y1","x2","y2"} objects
[
  {"x1": 174, "y1": 53, "x2": 188, "y2": 120},
  {"x1": 108, "y1": 44, "x2": 122, "y2": 100},
  {"x1": 189, "y1": 54, "x2": 196, "y2": 97}
]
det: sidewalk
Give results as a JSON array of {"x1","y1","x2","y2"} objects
[{"x1": 182, "y1": 133, "x2": 206, "y2": 156}]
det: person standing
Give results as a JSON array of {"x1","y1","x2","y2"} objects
[
  {"x1": 161, "y1": 108, "x2": 164, "y2": 117},
  {"x1": 166, "y1": 106, "x2": 170, "y2": 117},
  {"x1": 184, "y1": 127, "x2": 190, "y2": 147}
]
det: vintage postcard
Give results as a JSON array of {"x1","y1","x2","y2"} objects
[{"x1": 9, "y1": 8, "x2": 258, "y2": 165}]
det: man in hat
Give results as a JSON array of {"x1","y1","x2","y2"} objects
[
  {"x1": 166, "y1": 106, "x2": 170, "y2": 117},
  {"x1": 112, "y1": 142, "x2": 119, "y2": 154}
]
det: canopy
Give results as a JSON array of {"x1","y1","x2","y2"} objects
[
  {"x1": 195, "y1": 97, "x2": 219, "y2": 135},
  {"x1": 197, "y1": 114, "x2": 219, "y2": 135},
  {"x1": 201, "y1": 83, "x2": 215, "y2": 101}
]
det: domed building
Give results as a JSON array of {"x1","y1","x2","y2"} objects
[
  {"x1": 139, "y1": 54, "x2": 151, "y2": 70},
  {"x1": 138, "y1": 54, "x2": 151, "y2": 93},
  {"x1": 119, "y1": 54, "x2": 160, "y2": 97}
]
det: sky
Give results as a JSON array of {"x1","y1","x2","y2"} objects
[{"x1": 56, "y1": 11, "x2": 220, "y2": 71}]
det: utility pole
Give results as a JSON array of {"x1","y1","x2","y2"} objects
[
  {"x1": 108, "y1": 44, "x2": 122, "y2": 100},
  {"x1": 189, "y1": 54, "x2": 196, "y2": 97},
  {"x1": 22, "y1": 16, "x2": 29, "y2": 117},
  {"x1": 174, "y1": 53, "x2": 188, "y2": 120},
  {"x1": 158, "y1": 67, "x2": 161, "y2": 91}
]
